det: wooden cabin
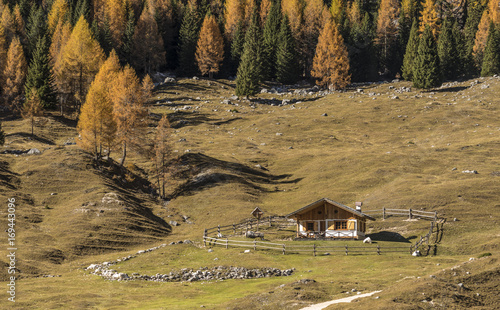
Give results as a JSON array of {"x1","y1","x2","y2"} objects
[{"x1": 286, "y1": 198, "x2": 375, "y2": 240}]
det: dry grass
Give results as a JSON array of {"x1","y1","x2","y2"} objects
[{"x1": 1, "y1": 76, "x2": 499, "y2": 308}]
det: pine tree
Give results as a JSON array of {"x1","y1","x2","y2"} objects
[
  {"x1": 235, "y1": 9, "x2": 264, "y2": 96},
  {"x1": 262, "y1": 0, "x2": 281, "y2": 80},
  {"x1": 230, "y1": 20, "x2": 246, "y2": 73},
  {"x1": 376, "y1": 0, "x2": 400, "y2": 76},
  {"x1": 178, "y1": 3, "x2": 201, "y2": 76},
  {"x1": 402, "y1": 19, "x2": 419, "y2": 81},
  {"x1": 481, "y1": 23, "x2": 500, "y2": 76},
  {"x1": 111, "y1": 65, "x2": 146, "y2": 166},
  {"x1": 61, "y1": 16, "x2": 105, "y2": 110},
  {"x1": 120, "y1": 8, "x2": 135, "y2": 64},
  {"x1": 311, "y1": 18, "x2": 350, "y2": 89},
  {"x1": 419, "y1": 0, "x2": 440, "y2": 37},
  {"x1": 330, "y1": 0, "x2": 344, "y2": 25},
  {"x1": 0, "y1": 122, "x2": 4, "y2": 146},
  {"x1": 349, "y1": 11, "x2": 377, "y2": 82},
  {"x1": 131, "y1": 6, "x2": 166, "y2": 74},
  {"x1": 474, "y1": 0, "x2": 500, "y2": 66},
  {"x1": 260, "y1": 0, "x2": 272, "y2": 25},
  {"x1": 281, "y1": 0, "x2": 303, "y2": 37},
  {"x1": 25, "y1": 36, "x2": 57, "y2": 110},
  {"x1": 26, "y1": 5, "x2": 47, "y2": 61},
  {"x1": 77, "y1": 51, "x2": 120, "y2": 160},
  {"x1": 413, "y1": 25, "x2": 441, "y2": 89},
  {"x1": 3, "y1": 36, "x2": 27, "y2": 112},
  {"x1": 438, "y1": 18, "x2": 460, "y2": 80},
  {"x1": 195, "y1": 14, "x2": 224, "y2": 78},
  {"x1": 276, "y1": 14, "x2": 299, "y2": 84},
  {"x1": 72, "y1": 0, "x2": 90, "y2": 25}
]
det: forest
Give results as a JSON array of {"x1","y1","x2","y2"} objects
[{"x1": 0, "y1": 0, "x2": 499, "y2": 169}]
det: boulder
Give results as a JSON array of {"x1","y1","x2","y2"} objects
[
  {"x1": 363, "y1": 237, "x2": 372, "y2": 244},
  {"x1": 27, "y1": 148, "x2": 41, "y2": 155},
  {"x1": 412, "y1": 250, "x2": 421, "y2": 257}
]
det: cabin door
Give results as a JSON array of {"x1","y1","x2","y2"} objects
[{"x1": 319, "y1": 221, "x2": 326, "y2": 232}]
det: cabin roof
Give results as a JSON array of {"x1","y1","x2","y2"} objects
[{"x1": 286, "y1": 198, "x2": 376, "y2": 221}]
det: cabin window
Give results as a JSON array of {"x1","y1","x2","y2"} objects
[
  {"x1": 307, "y1": 222, "x2": 314, "y2": 231},
  {"x1": 335, "y1": 221, "x2": 347, "y2": 230}
]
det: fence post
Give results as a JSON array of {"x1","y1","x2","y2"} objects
[
  {"x1": 409, "y1": 209, "x2": 412, "y2": 220},
  {"x1": 233, "y1": 224, "x2": 236, "y2": 235},
  {"x1": 218, "y1": 225, "x2": 221, "y2": 236},
  {"x1": 203, "y1": 229, "x2": 207, "y2": 246},
  {"x1": 345, "y1": 245, "x2": 348, "y2": 255},
  {"x1": 410, "y1": 245, "x2": 413, "y2": 254},
  {"x1": 313, "y1": 244, "x2": 316, "y2": 257},
  {"x1": 377, "y1": 245, "x2": 380, "y2": 255},
  {"x1": 226, "y1": 238, "x2": 228, "y2": 249},
  {"x1": 282, "y1": 244, "x2": 286, "y2": 255},
  {"x1": 254, "y1": 239, "x2": 257, "y2": 251},
  {"x1": 269, "y1": 217, "x2": 272, "y2": 227},
  {"x1": 434, "y1": 211, "x2": 437, "y2": 222},
  {"x1": 383, "y1": 207, "x2": 386, "y2": 220}
]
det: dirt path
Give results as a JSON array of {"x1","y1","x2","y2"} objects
[{"x1": 300, "y1": 291, "x2": 382, "y2": 310}]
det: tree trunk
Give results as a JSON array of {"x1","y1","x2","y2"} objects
[{"x1": 120, "y1": 140, "x2": 127, "y2": 166}]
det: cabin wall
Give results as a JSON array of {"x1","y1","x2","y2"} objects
[{"x1": 296, "y1": 203, "x2": 364, "y2": 222}]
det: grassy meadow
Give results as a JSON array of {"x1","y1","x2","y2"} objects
[{"x1": 1, "y1": 76, "x2": 499, "y2": 308}]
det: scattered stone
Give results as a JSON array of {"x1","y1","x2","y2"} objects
[
  {"x1": 50, "y1": 193, "x2": 57, "y2": 196},
  {"x1": 208, "y1": 249, "x2": 213, "y2": 253},
  {"x1": 452, "y1": 167, "x2": 457, "y2": 171},
  {"x1": 276, "y1": 133, "x2": 283, "y2": 136},
  {"x1": 244, "y1": 250, "x2": 251, "y2": 254},
  {"x1": 169, "y1": 221, "x2": 179, "y2": 226},
  {"x1": 412, "y1": 250, "x2": 421, "y2": 257},
  {"x1": 462, "y1": 170, "x2": 478, "y2": 174},
  {"x1": 164, "y1": 77, "x2": 176, "y2": 83},
  {"x1": 322, "y1": 113, "x2": 328, "y2": 116},
  {"x1": 192, "y1": 76, "x2": 199, "y2": 80},
  {"x1": 363, "y1": 237, "x2": 372, "y2": 244},
  {"x1": 27, "y1": 148, "x2": 41, "y2": 155}
]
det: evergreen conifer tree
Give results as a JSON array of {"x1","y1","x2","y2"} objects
[
  {"x1": 120, "y1": 9, "x2": 135, "y2": 65},
  {"x1": 276, "y1": 14, "x2": 298, "y2": 84},
  {"x1": 26, "y1": 5, "x2": 47, "y2": 61},
  {"x1": 348, "y1": 11, "x2": 377, "y2": 82},
  {"x1": 402, "y1": 20, "x2": 419, "y2": 81},
  {"x1": 24, "y1": 36, "x2": 57, "y2": 109},
  {"x1": 262, "y1": 0, "x2": 281, "y2": 80},
  {"x1": 178, "y1": 3, "x2": 201, "y2": 76},
  {"x1": 481, "y1": 23, "x2": 500, "y2": 76},
  {"x1": 230, "y1": 20, "x2": 245, "y2": 73},
  {"x1": 235, "y1": 9, "x2": 264, "y2": 96},
  {"x1": 72, "y1": 0, "x2": 90, "y2": 25},
  {"x1": 413, "y1": 25, "x2": 441, "y2": 89},
  {"x1": 437, "y1": 18, "x2": 460, "y2": 80}
]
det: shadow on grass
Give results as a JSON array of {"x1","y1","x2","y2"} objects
[
  {"x1": 367, "y1": 231, "x2": 412, "y2": 243},
  {"x1": 51, "y1": 114, "x2": 78, "y2": 128},
  {"x1": 6, "y1": 132, "x2": 55, "y2": 145},
  {"x1": 0, "y1": 160, "x2": 20, "y2": 190},
  {"x1": 169, "y1": 153, "x2": 302, "y2": 198},
  {"x1": 433, "y1": 86, "x2": 469, "y2": 93}
]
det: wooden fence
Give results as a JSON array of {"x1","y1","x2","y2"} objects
[
  {"x1": 203, "y1": 236, "x2": 411, "y2": 256},
  {"x1": 204, "y1": 216, "x2": 296, "y2": 238},
  {"x1": 363, "y1": 208, "x2": 438, "y2": 221}
]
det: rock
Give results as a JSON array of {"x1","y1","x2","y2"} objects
[
  {"x1": 356, "y1": 88, "x2": 363, "y2": 93},
  {"x1": 164, "y1": 77, "x2": 176, "y2": 83},
  {"x1": 169, "y1": 221, "x2": 179, "y2": 226},
  {"x1": 462, "y1": 170, "x2": 478, "y2": 174},
  {"x1": 260, "y1": 88, "x2": 268, "y2": 94},
  {"x1": 276, "y1": 133, "x2": 283, "y2": 136},
  {"x1": 452, "y1": 167, "x2": 457, "y2": 171},
  {"x1": 27, "y1": 148, "x2": 41, "y2": 155},
  {"x1": 363, "y1": 237, "x2": 372, "y2": 244},
  {"x1": 208, "y1": 249, "x2": 213, "y2": 253},
  {"x1": 244, "y1": 250, "x2": 251, "y2": 254},
  {"x1": 322, "y1": 113, "x2": 328, "y2": 116},
  {"x1": 113, "y1": 273, "x2": 129, "y2": 280},
  {"x1": 192, "y1": 76, "x2": 199, "y2": 80},
  {"x1": 50, "y1": 193, "x2": 57, "y2": 196},
  {"x1": 102, "y1": 193, "x2": 122, "y2": 204},
  {"x1": 412, "y1": 250, "x2": 421, "y2": 257},
  {"x1": 222, "y1": 99, "x2": 232, "y2": 105}
]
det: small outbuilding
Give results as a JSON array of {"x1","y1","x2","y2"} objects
[{"x1": 286, "y1": 198, "x2": 375, "y2": 240}]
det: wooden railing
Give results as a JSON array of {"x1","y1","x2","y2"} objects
[
  {"x1": 203, "y1": 236, "x2": 411, "y2": 256},
  {"x1": 362, "y1": 208, "x2": 438, "y2": 221},
  {"x1": 204, "y1": 216, "x2": 296, "y2": 238}
]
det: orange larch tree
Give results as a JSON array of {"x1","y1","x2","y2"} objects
[
  {"x1": 474, "y1": 0, "x2": 500, "y2": 62},
  {"x1": 105, "y1": 0, "x2": 126, "y2": 48},
  {"x1": 195, "y1": 14, "x2": 224, "y2": 78},
  {"x1": 303, "y1": 0, "x2": 330, "y2": 76},
  {"x1": 131, "y1": 4, "x2": 166, "y2": 74},
  {"x1": 282, "y1": 0, "x2": 304, "y2": 38},
  {"x1": 110, "y1": 65, "x2": 146, "y2": 166},
  {"x1": 419, "y1": 0, "x2": 440, "y2": 37},
  {"x1": 376, "y1": 0, "x2": 400, "y2": 75},
  {"x1": 311, "y1": 18, "x2": 350, "y2": 89},
  {"x1": 260, "y1": 0, "x2": 272, "y2": 25},
  {"x1": 3, "y1": 36, "x2": 27, "y2": 112},
  {"x1": 77, "y1": 50, "x2": 120, "y2": 160},
  {"x1": 61, "y1": 16, "x2": 105, "y2": 110},
  {"x1": 224, "y1": 0, "x2": 244, "y2": 40},
  {"x1": 48, "y1": 0, "x2": 70, "y2": 34}
]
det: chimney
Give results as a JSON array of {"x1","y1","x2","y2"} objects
[{"x1": 355, "y1": 202, "x2": 362, "y2": 211}]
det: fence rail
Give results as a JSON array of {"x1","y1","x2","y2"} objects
[
  {"x1": 362, "y1": 208, "x2": 437, "y2": 221},
  {"x1": 204, "y1": 216, "x2": 296, "y2": 238},
  {"x1": 203, "y1": 236, "x2": 411, "y2": 256}
]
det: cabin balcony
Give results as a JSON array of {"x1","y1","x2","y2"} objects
[{"x1": 296, "y1": 230, "x2": 365, "y2": 240}]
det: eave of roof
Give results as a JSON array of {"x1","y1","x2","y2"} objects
[{"x1": 286, "y1": 198, "x2": 376, "y2": 221}]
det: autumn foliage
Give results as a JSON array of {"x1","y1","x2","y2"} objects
[
  {"x1": 311, "y1": 19, "x2": 350, "y2": 89},
  {"x1": 195, "y1": 14, "x2": 224, "y2": 78}
]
